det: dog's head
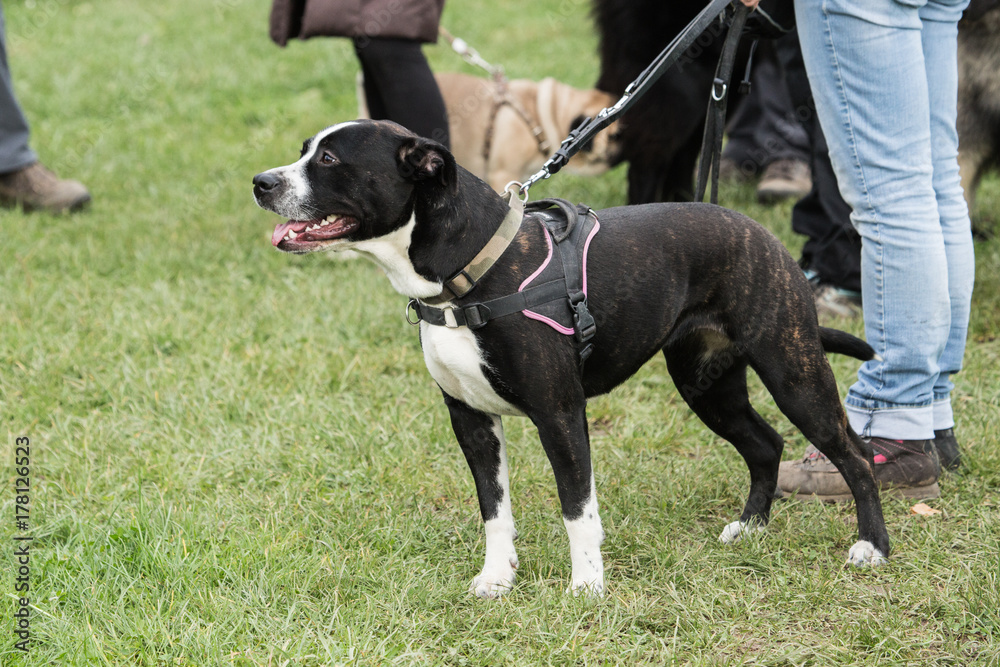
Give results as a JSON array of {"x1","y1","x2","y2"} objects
[{"x1": 252, "y1": 120, "x2": 457, "y2": 254}]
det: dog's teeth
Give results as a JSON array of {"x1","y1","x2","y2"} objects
[
  {"x1": 286, "y1": 230, "x2": 298, "y2": 240},
  {"x1": 324, "y1": 215, "x2": 337, "y2": 224},
  {"x1": 321, "y1": 219, "x2": 331, "y2": 226},
  {"x1": 307, "y1": 225, "x2": 318, "y2": 231}
]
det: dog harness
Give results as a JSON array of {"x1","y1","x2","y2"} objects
[
  {"x1": 409, "y1": 197, "x2": 600, "y2": 365},
  {"x1": 481, "y1": 77, "x2": 551, "y2": 168},
  {"x1": 437, "y1": 27, "x2": 550, "y2": 166}
]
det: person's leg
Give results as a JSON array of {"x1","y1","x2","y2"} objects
[
  {"x1": 920, "y1": 0, "x2": 975, "y2": 436},
  {"x1": 749, "y1": 46, "x2": 812, "y2": 201},
  {"x1": 720, "y1": 69, "x2": 765, "y2": 179},
  {"x1": 0, "y1": 2, "x2": 38, "y2": 173},
  {"x1": 778, "y1": 31, "x2": 861, "y2": 305},
  {"x1": 795, "y1": 128, "x2": 862, "y2": 293},
  {"x1": 0, "y1": 2, "x2": 89, "y2": 212},
  {"x1": 723, "y1": 43, "x2": 810, "y2": 198},
  {"x1": 353, "y1": 37, "x2": 449, "y2": 148},
  {"x1": 795, "y1": 0, "x2": 951, "y2": 441}
]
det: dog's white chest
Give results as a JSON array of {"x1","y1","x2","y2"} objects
[{"x1": 420, "y1": 323, "x2": 524, "y2": 417}]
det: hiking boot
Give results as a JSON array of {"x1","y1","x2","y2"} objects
[
  {"x1": 0, "y1": 162, "x2": 91, "y2": 213},
  {"x1": 757, "y1": 158, "x2": 811, "y2": 202},
  {"x1": 777, "y1": 437, "x2": 941, "y2": 502},
  {"x1": 933, "y1": 428, "x2": 962, "y2": 471},
  {"x1": 814, "y1": 284, "x2": 863, "y2": 321}
]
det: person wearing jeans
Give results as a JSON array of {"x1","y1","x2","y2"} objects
[
  {"x1": 743, "y1": 0, "x2": 975, "y2": 499},
  {"x1": 0, "y1": 1, "x2": 90, "y2": 213}
]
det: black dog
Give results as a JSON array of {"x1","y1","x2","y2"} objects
[
  {"x1": 592, "y1": 0, "x2": 732, "y2": 204},
  {"x1": 252, "y1": 120, "x2": 890, "y2": 598}
]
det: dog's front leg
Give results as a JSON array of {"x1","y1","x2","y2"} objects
[
  {"x1": 533, "y1": 407, "x2": 605, "y2": 597},
  {"x1": 443, "y1": 394, "x2": 518, "y2": 599}
]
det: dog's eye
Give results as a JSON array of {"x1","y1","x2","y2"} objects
[{"x1": 320, "y1": 151, "x2": 336, "y2": 165}]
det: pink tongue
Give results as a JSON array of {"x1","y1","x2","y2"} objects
[{"x1": 271, "y1": 220, "x2": 312, "y2": 247}]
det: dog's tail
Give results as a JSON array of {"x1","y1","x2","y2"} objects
[{"x1": 819, "y1": 327, "x2": 878, "y2": 361}]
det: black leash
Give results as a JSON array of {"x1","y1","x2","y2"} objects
[
  {"x1": 519, "y1": 0, "x2": 748, "y2": 195},
  {"x1": 694, "y1": 5, "x2": 752, "y2": 205}
]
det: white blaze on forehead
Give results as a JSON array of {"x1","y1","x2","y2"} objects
[{"x1": 299, "y1": 121, "x2": 359, "y2": 163}]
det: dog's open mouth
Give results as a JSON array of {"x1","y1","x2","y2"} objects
[{"x1": 271, "y1": 215, "x2": 359, "y2": 250}]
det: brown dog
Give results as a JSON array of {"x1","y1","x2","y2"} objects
[
  {"x1": 435, "y1": 73, "x2": 622, "y2": 191},
  {"x1": 358, "y1": 72, "x2": 622, "y2": 192}
]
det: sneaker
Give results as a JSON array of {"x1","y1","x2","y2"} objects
[
  {"x1": 933, "y1": 428, "x2": 962, "y2": 471},
  {"x1": 777, "y1": 437, "x2": 941, "y2": 502},
  {"x1": 756, "y1": 158, "x2": 811, "y2": 203},
  {"x1": 0, "y1": 162, "x2": 91, "y2": 213},
  {"x1": 813, "y1": 284, "x2": 862, "y2": 322}
]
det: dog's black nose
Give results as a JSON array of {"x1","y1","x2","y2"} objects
[{"x1": 253, "y1": 172, "x2": 280, "y2": 192}]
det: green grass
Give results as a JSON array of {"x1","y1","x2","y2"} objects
[{"x1": 1, "y1": 0, "x2": 999, "y2": 664}]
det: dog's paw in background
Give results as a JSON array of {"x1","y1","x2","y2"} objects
[{"x1": 846, "y1": 540, "x2": 887, "y2": 567}]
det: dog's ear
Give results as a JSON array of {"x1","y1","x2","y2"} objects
[{"x1": 397, "y1": 136, "x2": 458, "y2": 194}]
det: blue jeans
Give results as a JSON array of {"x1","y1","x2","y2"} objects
[
  {"x1": 794, "y1": 0, "x2": 975, "y2": 440},
  {"x1": 0, "y1": 1, "x2": 38, "y2": 173}
]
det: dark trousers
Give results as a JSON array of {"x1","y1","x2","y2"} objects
[
  {"x1": 354, "y1": 37, "x2": 450, "y2": 149},
  {"x1": 722, "y1": 42, "x2": 809, "y2": 176},
  {"x1": 777, "y1": 32, "x2": 862, "y2": 293}
]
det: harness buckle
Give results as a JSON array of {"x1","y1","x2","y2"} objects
[
  {"x1": 463, "y1": 303, "x2": 492, "y2": 330},
  {"x1": 569, "y1": 292, "x2": 597, "y2": 343},
  {"x1": 446, "y1": 269, "x2": 478, "y2": 298}
]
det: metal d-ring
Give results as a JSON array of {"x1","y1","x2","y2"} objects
[
  {"x1": 505, "y1": 180, "x2": 528, "y2": 201},
  {"x1": 711, "y1": 79, "x2": 727, "y2": 102},
  {"x1": 405, "y1": 299, "x2": 421, "y2": 325}
]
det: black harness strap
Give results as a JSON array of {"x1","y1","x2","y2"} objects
[{"x1": 410, "y1": 279, "x2": 566, "y2": 330}]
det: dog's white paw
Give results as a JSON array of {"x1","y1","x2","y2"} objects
[
  {"x1": 846, "y1": 540, "x2": 887, "y2": 567},
  {"x1": 719, "y1": 520, "x2": 765, "y2": 544},
  {"x1": 470, "y1": 556, "x2": 519, "y2": 599}
]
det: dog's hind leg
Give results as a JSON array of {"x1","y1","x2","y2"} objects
[
  {"x1": 444, "y1": 394, "x2": 519, "y2": 598},
  {"x1": 663, "y1": 334, "x2": 784, "y2": 543},
  {"x1": 750, "y1": 349, "x2": 891, "y2": 565},
  {"x1": 531, "y1": 406, "x2": 605, "y2": 597}
]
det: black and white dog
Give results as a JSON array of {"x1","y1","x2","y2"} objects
[{"x1": 252, "y1": 120, "x2": 890, "y2": 598}]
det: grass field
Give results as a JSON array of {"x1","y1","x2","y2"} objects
[{"x1": 1, "y1": 0, "x2": 998, "y2": 664}]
